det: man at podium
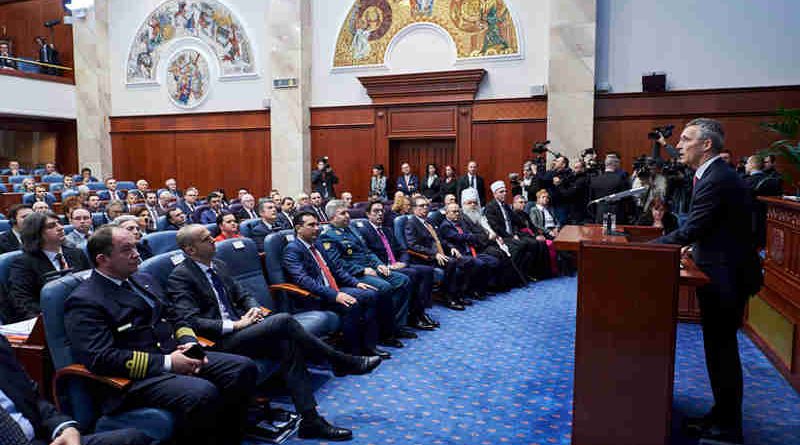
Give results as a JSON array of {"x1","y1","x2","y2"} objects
[{"x1": 654, "y1": 118, "x2": 762, "y2": 444}]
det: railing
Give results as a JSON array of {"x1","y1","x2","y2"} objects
[{"x1": 0, "y1": 56, "x2": 74, "y2": 84}]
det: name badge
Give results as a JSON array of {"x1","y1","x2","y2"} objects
[
  {"x1": 117, "y1": 323, "x2": 133, "y2": 332},
  {"x1": 232, "y1": 240, "x2": 246, "y2": 250},
  {"x1": 170, "y1": 254, "x2": 185, "y2": 266}
]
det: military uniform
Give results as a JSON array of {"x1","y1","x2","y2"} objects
[
  {"x1": 319, "y1": 225, "x2": 410, "y2": 338},
  {"x1": 64, "y1": 271, "x2": 257, "y2": 445}
]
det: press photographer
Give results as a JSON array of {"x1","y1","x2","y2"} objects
[{"x1": 311, "y1": 156, "x2": 338, "y2": 200}]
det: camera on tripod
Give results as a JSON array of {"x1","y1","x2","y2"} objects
[{"x1": 647, "y1": 124, "x2": 675, "y2": 140}]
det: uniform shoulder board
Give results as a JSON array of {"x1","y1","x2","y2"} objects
[
  {"x1": 355, "y1": 221, "x2": 365, "y2": 228},
  {"x1": 323, "y1": 242, "x2": 332, "y2": 250},
  {"x1": 335, "y1": 229, "x2": 343, "y2": 235}
]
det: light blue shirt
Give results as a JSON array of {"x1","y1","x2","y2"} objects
[
  {"x1": 192, "y1": 260, "x2": 235, "y2": 334},
  {"x1": 0, "y1": 388, "x2": 77, "y2": 440}
]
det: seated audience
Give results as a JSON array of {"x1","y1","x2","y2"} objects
[
  {"x1": 143, "y1": 191, "x2": 160, "y2": 232},
  {"x1": 32, "y1": 201, "x2": 50, "y2": 213},
  {"x1": 64, "y1": 226, "x2": 258, "y2": 445},
  {"x1": 369, "y1": 164, "x2": 388, "y2": 200},
  {"x1": 176, "y1": 186, "x2": 199, "y2": 220},
  {"x1": 130, "y1": 207, "x2": 153, "y2": 237},
  {"x1": 64, "y1": 207, "x2": 94, "y2": 249},
  {"x1": 213, "y1": 189, "x2": 230, "y2": 208},
  {"x1": 7, "y1": 212, "x2": 91, "y2": 322},
  {"x1": 111, "y1": 215, "x2": 153, "y2": 261},
  {"x1": 0, "y1": 41, "x2": 18, "y2": 70},
  {"x1": 270, "y1": 189, "x2": 282, "y2": 203},
  {"x1": 391, "y1": 194, "x2": 411, "y2": 216},
  {"x1": 514, "y1": 194, "x2": 558, "y2": 278},
  {"x1": 44, "y1": 163, "x2": 60, "y2": 176},
  {"x1": 200, "y1": 192, "x2": 223, "y2": 224},
  {"x1": 135, "y1": 179, "x2": 149, "y2": 195},
  {"x1": 86, "y1": 195, "x2": 104, "y2": 215},
  {"x1": 169, "y1": 225, "x2": 383, "y2": 440},
  {"x1": 79, "y1": 167, "x2": 98, "y2": 183},
  {"x1": 106, "y1": 178, "x2": 126, "y2": 201},
  {"x1": 356, "y1": 200, "x2": 438, "y2": 330},
  {"x1": 122, "y1": 190, "x2": 139, "y2": 212},
  {"x1": 96, "y1": 201, "x2": 125, "y2": 227},
  {"x1": 427, "y1": 193, "x2": 455, "y2": 228},
  {"x1": 636, "y1": 197, "x2": 679, "y2": 235},
  {"x1": 278, "y1": 196, "x2": 295, "y2": 227},
  {"x1": 214, "y1": 211, "x2": 241, "y2": 242},
  {"x1": 296, "y1": 192, "x2": 310, "y2": 208},
  {"x1": 341, "y1": 191, "x2": 353, "y2": 208},
  {"x1": 0, "y1": 204, "x2": 32, "y2": 254},
  {"x1": 157, "y1": 191, "x2": 173, "y2": 216},
  {"x1": 165, "y1": 207, "x2": 187, "y2": 230},
  {"x1": 33, "y1": 185, "x2": 56, "y2": 206},
  {"x1": 283, "y1": 211, "x2": 385, "y2": 357},
  {"x1": 61, "y1": 174, "x2": 78, "y2": 192},
  {"x1": 249, "y1": 200, "x2": 289, "y2": 251},
  {"x1": 529, "y1": 189, "x2": 561, "y2": 240},
  {"x1": 164, "y1": 177, "x2": 182, "y2": 198},
  {"x1": 299, "y1": 191, "x2": 328, "y2": 223},
  {"x1": 320, "y1": 202, "x2": 413, "y2": 349},
  {"x1": 0, "y1": 335, "x2": 154, "y2": 445},
  {"x1": 237, "y1": 193, "x2": 258, "y2": 220},
  {"x1": 22, "y1": 178, "x2": 37, "y2": 194}
]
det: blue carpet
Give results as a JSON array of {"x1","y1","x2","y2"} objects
[{"x1": 271, "y1": 277, "x2": 799, "y2": 444}]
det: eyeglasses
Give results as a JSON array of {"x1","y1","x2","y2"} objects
[{"x1": 370, "y1": 209, "x2": 385, "y2": 213}]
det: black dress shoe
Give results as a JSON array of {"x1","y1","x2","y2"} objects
[
  {"x1": 459, "y1": 297, "x2": 473, "y2": 306},
  {"x1": 396, "y1": 327, "x2": 418, "y2": 339},
  {"x1": 298, "y1": 416, "x2": 353, "y2": 441},
  {"x1": 444, "y1": 300, "x2": 465, "y2": 311},
  {"x1": 422, "y1": 312, "x2": 440, "y2": 327},
  {"x1": 409, "y1": 318, "x2": 436, "y2": 330},
  {"x1": 332, "y1": 355, "x2": 382, "y2": 377},
  {"x1": 698, "y1": 425, "x2": 743, "y2": 445},
  {"x1": 472, "y1": 291, "x2": 487, "y2": 301},
  {"x1": 379, "y1": 337, "x2": 404, "y2": 348},
  {"x1": 365, "y1": 348, "x2": 392, "y2": 359},
  {"x1": 683, "y1": 413, "x2": 716, "y2": 436}
]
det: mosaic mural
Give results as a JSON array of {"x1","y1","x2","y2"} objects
[
  {"x1": 166, "y1": 49, "x2": 209, "y2": 108},
  {"x1": 334, "y1": 0, "x2": 520, "y2": 68},
  {"x1": 126, "y1": 0, "x2": 254, "y2": 84}
]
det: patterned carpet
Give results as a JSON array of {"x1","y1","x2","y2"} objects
[{"x1": 266, "y1": 277, "x2": 800, "y2": 444}]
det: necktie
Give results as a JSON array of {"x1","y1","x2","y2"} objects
[
  {"x1": 54, "y1": 252, "x2": 69, "y2": 270},
  {"x1": 470, "y1": 175, "x2": 475, "y2": 189},
  {"x1": 310, "y1": 246, "x2": 339, "y2": 291},
  {"x1": 455, "y1": 224, "x2": 477, "y2": 257},
  {"x1": 423, "y1": 221, "x2": 445, "y2": 255},
  {"x1": 122, "y1": 280, "x2": 155, "y2": 309},
  {"x1": 376, "y1": 227, "x2": 397, "y2": 264},
  {"x1": 0, "y1": 406, "x2": 29, "y2": 445},
  {"x1": 317, "y1": 207, "x2": 328, "y2": 223},
  {"x1": 693, "y1": 176, "x2": 698, "y2": 187},
  {"x1": 499, "y1": 202, "x2": 512, "y2": 235},
  {"x1": 207, "y1": 268, "x2": 240, "y2": 321}
]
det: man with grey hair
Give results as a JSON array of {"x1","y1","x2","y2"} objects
[
  {"x1": 653, "y1": 118, "x2": 761, "y2": 444},
  {"x1": 587, "y1": 155, "x2": 630, "y2": 223},
  {"x1": 164, "y1": 177, "x2": 182, "y2": 198},
  {"x1": 236, "y1": 194, "x2": 258, "y2": 220},
  {"x1": 157, "y1": 190, "x2": 173, "y2": 216}
]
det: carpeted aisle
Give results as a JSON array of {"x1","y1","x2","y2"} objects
[{"x1": 277, "y1": 277, "x2": 799, "y2": 444}]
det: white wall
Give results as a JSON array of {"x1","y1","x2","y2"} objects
[
  {"x1": 311, "y1": 0, "x2": 550, "y2": 106},
  {"x1": 109, "y1": 0, "x2": 270, "y2": 116},
  {"x1": 0, "y1": 75, "x2": 76, "y2": 119},
  {"x1": 596, "y1": 0, "x2": 800, "y2": 93}
]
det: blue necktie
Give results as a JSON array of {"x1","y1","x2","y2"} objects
[
  {"x1": 0, "y1": 405, "x2": 29, "y2": 445},
  {"x1": 208, "y1": 268, "x2": 240, "y2": 321}
]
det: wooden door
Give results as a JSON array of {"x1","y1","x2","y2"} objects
[{"x1": 389, "y1": 139, "x2": 455, "y2": 191}]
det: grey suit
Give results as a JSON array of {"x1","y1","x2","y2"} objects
[{"x1": 63, "y1": 230, "x2": 91, "y2": 250}]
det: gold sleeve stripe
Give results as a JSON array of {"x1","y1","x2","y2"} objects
[
  {"x1": 125, "y1": 351, "x2": 150, "y2": 379},
  {"x1": 176, "y1": 327, "x2": 196, "y2": 339}
]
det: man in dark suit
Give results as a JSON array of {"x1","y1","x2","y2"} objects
[
  {"x1": 64, "y1": 226, "x2": 258, "y2": 445},
  {"x1": 588, "y1": 156, "x2": 631, "y2": 223},
  {"x1": 104, "y1": 178, "x2": 126, "y2": 202},
  {"x1": 354, "y1": 200, "x2": 437, "y2": 330},
  {"x1": 164, "y1": 178, "x2": 182, "y2": 199},
  {"x1": 0, "y1": 336, "x2": 153, "y2": 445},
  {"x1": 283, "y1": 212, "x2": 388, "y2": 358},
  {"x1": 156, "y1": 191, "x2": 173, "y2": 217},
  {"x1": 142, "y1": 192, "x2": 160, "y2": 232},
  {"x1": 744, "y1": 155, "x2": 783, "y2": 249},
  {"x1": 654, "y1": 119, "x2": 762, "y2": 444},
  {"x1": 405, "y1": 197, "x2": 471, "y2": 310},
  {"x1": 176, "y1": 187, "x2": 199, "y2": 222},
  {"x1": 395, "y1": 162, "x2": 419, "y2": 196},
  {"x1": 249, "y1": 200, "x2": 290, "y2": 251},
  {"x1": 456, "y1": 161, "x2": 486, "y2": 206},
  {"x1": 6, "y1": 212, "x2": 91, "y2": 323},
  {"x1": 164, "y1": 208, "x2": 187, "y2": 231},
  {"x1": 438, "y1": 203, "x2": 499, "y2": 299},
  {"x1": 298, "y1": 191, "x2": 329, "y2": 223},
  {"x1": 199, "y1": 192, "x2": 223, "y2": 225},
  {"x1": 168, "y1": 225, "x2": 381, "y2": 440},
  {"x1": 236, "y1": 194, "x2": 258, "y2": 221},
  {"x1": 278, "y1": 196, "x2": 295, "y2": 228},
  {"x1": 0, "y1": 204, "x2": 32, "y2": 254}
]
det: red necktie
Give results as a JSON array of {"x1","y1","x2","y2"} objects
[
  {"x1": 454, "y1": 225, "x2": 477, "y2": 257},
  {"x1": 376, "y1": 226, "x2": 397, "y2": 264},
  {"x1": 55, "y1": 252, "x2": 69, "y2": 270},
  {"x1": 310, "y1": 246, "x2": 339, "y2": 292},
  {"x1": 693, "y1": 176, "x2": 698, "y2": 187}
]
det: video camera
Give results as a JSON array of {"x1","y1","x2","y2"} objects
[{"x1": 647, "y1": 124, "x2": 675, "y2": 140}]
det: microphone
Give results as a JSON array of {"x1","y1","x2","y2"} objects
[{"x1": 588, "y1": 187, "x2": 649, "y2": 205}]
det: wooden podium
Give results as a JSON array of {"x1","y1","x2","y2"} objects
[{"x1": 554, "y1": 225, "x2": 709, "y2": 445}]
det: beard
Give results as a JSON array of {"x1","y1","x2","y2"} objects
[{"x1": 462, "y1": 207, "x2": 482, "y2": 225}]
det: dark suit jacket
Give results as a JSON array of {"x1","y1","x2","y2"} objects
[
  {"x1": 396, "y1": 175, "x2": 420, "y2": 196},
  {"x1": 236, "y1": 207, "x2": 258, "y2": 222},
  {"x1": 354, "y1": 220, "x2": 410, "y2": 264},
  {"x1": 167, "y1": 259, "x2": 260, "y2": 341},
  {"x1": 282, "y1": 239, "x2": 360, "y2": 304},
  {"x1": 7, "y1": 247, "x2": 90, "y2": 322},
  {"x1": 440, "y1": 178, "x2": 458, "y2": 199},
  {"x1": 0, "y1": 336, "x2": 73, "y2": 441},
  {"x1": 485, "y1": 199, "x2": 519, "y2": 239},
  {"x1": 199, "y1": 208, "x2": 220, "y2": 225},
  {"x1": 0, "y1": 229, "x2": 21, "y2": 254},
  {"x1": 107, "y1": 190, "x2": 126, "y2": 201},
  {"x1": 65, "y1": 271, "x2": 197, "y2": 385},
  {"x1": 588, "y1": 171, "x2": 631, "y2": 222},
  {"x1": 175, "y1": 200, "x2": 198, "y2": 222},
  {"x1": 298, "y1": 205, "x2": 328, "y2": 223},
  {"x1": 656, "y1": 158, "x2": 762, "y2": 300},
  {"x1": 456, "y1": 174, "x2": 486, "y2": 206},
  {"x1": 249, "y1": 220, "x2": 287, "y2": 251},
  {"x1": 420, "y1": 176, "x2": 442, "y2": 202},
  {"x1": 404, "y1": 216, "x2": 439, "y2": 259},
  {"x1": 276, "y1": 212, "x2": 293, "y2": 230},
  {"x1": 438, "y1": 219, "x2": 479, "y2": 256}
]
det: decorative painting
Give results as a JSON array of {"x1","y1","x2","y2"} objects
[
  {"x1": 126, "y1": 0, "x2": 254, "y2": 84},
  {"x1": 166, "y1": 49, "x2": 209, "y2": 108},
  {"x1": 333, "y1": 0, "x2": 520, "y2": 68}
]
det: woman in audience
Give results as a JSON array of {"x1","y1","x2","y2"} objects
[
  {"x1": 440, "y1": 165, "x2": 458, "y2": 199},
  {"x1": 22, "y1": 177, "x2": 36, "y2": 193},
  {"x1": 131, "y1": 207, "x2": 154, "y2": 234},
  {"x1": 391, "y1": 193, "x2": 411, "y2": 216},
  {"x1": 214, "y1": 211, "x2": 242, "y2": 242},
  {"x1": 111, "y1": 215, "x2": 153, "y2": 260},
  {"x1": 369, "y1": 164, "x2": 388, "y2": 200},
  {"x1": 420, "y1": 163, "x2": 442, "y2": 203},
  {"x1": 79, "y1": 167, "x2": 98, "y2": 183},
  {"x1": 296, "y1": 192, "x2": 310, "y2": 208},
  {"x1": 637, "y1": 197, "x2": 678, "y2": 235}
]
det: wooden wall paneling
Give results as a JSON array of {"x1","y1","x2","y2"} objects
[
  {"x1": 54, "y1": 119, "x2": 77, "y2": 173},
  {"x1": 456, "y1": 105, "x2": 473, "y2": 174},
  {"x1": 387, "y1": 107, "x2": 457, "y2": 138},
  {"x1": 471, "y1": 121, "x2": 547, "y2": 189},
  {"x1": 110, "y1": 111, "x2": 269, "y2": 133},
  {"x1": 472, "y1": 97, "x2": 547, "y2": 122},
  {"x1": 374, "y1": 108, "x2": 390, "y2": 185},
  {"x1": 111, "y1": 133, "x2": 176, "y2": 185},
  {"x1": 310, "y1": 106, "x2": 374, "y2": 128},
  {"x1": 310, "y1": 127, "x2": 375, "y2": 201},
  {"x1": 389, "y1": 139, "x2": 456, "y2": 185}
]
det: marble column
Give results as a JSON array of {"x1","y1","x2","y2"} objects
[
  {"x1": 269, "y1": 0, "x2": 312, "y2": 198},
  {"x1": 72, "y1": 0, "x2": 113, "y2": 179},
  {"x1": 547, "y1": 0, "x2": 596, "y2": 162}
]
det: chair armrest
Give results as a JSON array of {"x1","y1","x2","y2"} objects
[
  {"x1": 52, "y1": 364, "x2": 131, "y2": 411},
  {"x1": 269, "y1": 283, "x2": 319, "y2": 300},
  {"x1": 196, "y1": 337, "x2": 215, "y2": 348},
  {"x1": 407, "y1": 249, "x2": 432, "y2": 261}
]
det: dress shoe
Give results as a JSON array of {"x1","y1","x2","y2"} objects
[
  {"x1": 365, "y1": 348, "x2": 392, "y2": 359},
  {"x1": 298, "y1": 416, "x2": 353, "y2": 441},
  {"x1": 698, "y1": 425, "x2": 743, "y2": 445},
  {"x1": 459, "y1": 297, "x2": 473, "y2": 306},
  {"x1": 409, "y1": 318, "x2": 436, "y2": 331},
  {"x1": 379, "y1": 337, "x2": 404, "y2": 348},
  {"x1": 444, "y1": 300, "x2": 465, "y2": 311},
  {"x1": 471, "y1": 291, "x2": 487, "y2": 301},
  {"x1": 683, "y1": 413, "x2": 717, "y2": 436},
  {"x1": 422, "y1": 312, "x2": 440, "y2": 327},
  {"x1": 396, "y1": 327, "x2": 418, "y2": 339},
  {"x1": 332, "y1": 355, "x2": 382, "y2": 377}
]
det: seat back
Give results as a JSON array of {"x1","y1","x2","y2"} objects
[
  {"x1": 0, "y1": 219, "x2": 11, "y2": 233},
  {"x1": 156, "y1": 215, "x2": 169, "y2": 231},
  {"x1": 96, "y1": 190, "x2": 110, "y2": 201},
  {"x1": 347, "y1": 207, "x2": 366, "y2": 219},
  {"x1": 9, "y1": 175, "x2": 31, "y2": 184},
  {"x1": 116, "y1": 181, "x2": 136, "y2": 191},
  {"x1": 228, "y1": 203, "x2": 243, "y2": 215},
  {"x1": 61, "y1": 190, "x2": 79, "y2": 201},
  {"x1": 49, "y1": 183, "x2": 64, "y2": 192},
  {"x1": 22, "y1": 193, "x2": 35, "y2": 204},
  {"x1": 12, "y1": 183, "x2": 25, "y2": 192},
  {"x1": 205, "y1": 223, "x2": 218, "y2": 237},
  {"x1": 263, "y1": 230, "x2": 295, "y2": 313},
  {"x1": 139, "y1": 250, "x2": 185, "y2": 289},
  {"x1": 91, "y1": 212, "x2": 106, "y2": 227},
  {"x1": 42, "y1": 175, "x2": 64, "y2": 183},
  {"x1": 192, "y1": 204, "x2": 210, "y2": 223},
  {"x1": 0, "y1": 250, "x2": 23, "y2": 297},
  {"x1": 63, "y1": 224, "x2": 75, "y2": 235},
  {"x1": 214, "y1": 238, "x2": 275, "y2": 309},
  {"x1": 85, "y1": 182, "x2": 107, "y2": 191},
  {"x1": 0, "y1": 183, "x2": 7, "y2": 193},
  {"x1": 141, "y1": 231, "x2": 178, "y2": 256},
  {"x1": 393, "y1": 214, "x2": 410, "y2": 250},
  {"x1": 238, "y1": 218, "x2": 261, "y2": 238}
]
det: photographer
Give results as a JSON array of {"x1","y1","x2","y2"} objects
[
  {"x1": 581, "y1": 148, "x2": 602, "y2": 177},
  {"x1": 543, "y1": 156, "x2": 573, "y2": 224},
  {"x1": 311, "y1": 157, "x2": 338, "y2": 200},
  {"x1": 556, "y1": 160, "x2": 590, "y2": 224}
]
